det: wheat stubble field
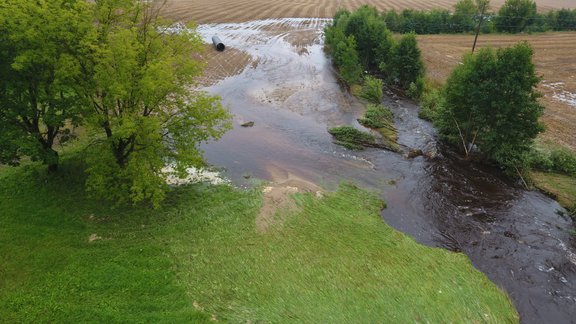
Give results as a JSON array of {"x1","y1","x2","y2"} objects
[{"x1": 163, "y1": 0, "x2": 576, "y2": 151}]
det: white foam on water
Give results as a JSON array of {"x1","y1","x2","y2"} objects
[{"x1": 163, "y1": 166, "x2": 230, "y2": 186}]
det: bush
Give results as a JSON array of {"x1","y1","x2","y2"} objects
[
  {"x1": 568, "y1": 203, "x2": 576, "y2": 215},
  {"x1": 389, "y1": 33, "x2": 425, "y2": 91},
  {"x1": 360, "y1": 76, "x2": 384, "y2": 103},
  {"x1": 550, "y1": 149, "x2": 576, "y2": 176},
  {"x1": 406, "y1": 77, "x2": 425, "y2": 100},
  {"x1": 344, "y1": 5, "x2": 394, "y2": 70},
  {"x1": 325, "y1": 24, "x2": 363, "y2": 85},
  {"x1": 524, "y1": 149, "x2": 553, "y2": 171},
  {"x1": 418, "y1": 84, "x2": 444, "y2": 122}
]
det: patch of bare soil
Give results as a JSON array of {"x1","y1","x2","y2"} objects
[
  {"x1": 256, "y1": 164, "x2": 323, "y2": 233},
  {"x1": 417, "y1": 32, "x2": 576, "y2": 151},
  {"x1": 88, "y1": 233, "x2": 102, "y2": 243},
  {"x1": 197, "y1": 45, "x2": 254, "y2": 86}
]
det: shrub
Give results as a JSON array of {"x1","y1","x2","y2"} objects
[
  {"x1": 418, "y1": 84, "x2": 444, "y2": 122},
  {"x1": 360, "y1": 76, "x2": 384, "y2": 103},
  {"x1": 406, "y1": 77, "x2": 425, "y2": 100},
  {"x1": 550, "y1": 149, "x2": 576, "y2": 176},
  {"x1": 569, "y1": 204, "x2": 576, "y2": 220},
  {"x1": 389, "y1": 33, "x2": 425, "y2": 91},
  {"x1": 524, "y1": 149, "x2": 553, "y2": 171}
]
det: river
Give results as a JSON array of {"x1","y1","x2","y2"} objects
[{"x1": 196, "y1": 19, "x2": 576, "y2": 323}]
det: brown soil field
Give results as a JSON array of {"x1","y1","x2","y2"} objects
[
  {"x1": 197, "y1": 45, "x2": 254, "y2": 86},
  {"x1": 162, "y1": 0, "x2": 576, "y2": 24},
  {"x1": 418, "y1": 33, "x2": 576, "y2": 151}
]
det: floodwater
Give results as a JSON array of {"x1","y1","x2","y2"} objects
[{"x1": 196, "y1": 19, "x2": 576, "y2": 323}]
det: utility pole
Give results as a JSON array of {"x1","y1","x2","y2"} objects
[{"x1": 472, "y1": 0, "x2": 488, "y2": 53}]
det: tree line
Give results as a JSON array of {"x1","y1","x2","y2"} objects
[
  {"x1": 0, "y1": 0, "x2": 231, "y2": 207},
  {"x1": 381, "y1": 0, "x2": 576, "y2": 35}
]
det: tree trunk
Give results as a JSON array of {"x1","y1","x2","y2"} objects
[
  {"x1": 44, "y1": 147, "x2": 59, "y2": 173},
  {"x1": 111, "y1": 135, "x2": 136, "y2": 168},
  {"x1": 113, "y1": 144, "x2": 127, "y2": 167}
]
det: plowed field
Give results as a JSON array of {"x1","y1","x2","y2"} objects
[{"x1": 162, "y1": 0, "x2": 576, "y2": 24}]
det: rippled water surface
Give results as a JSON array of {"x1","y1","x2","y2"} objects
[{"x1": 197, "y1": 19, "x2": 576, "y2": 323}]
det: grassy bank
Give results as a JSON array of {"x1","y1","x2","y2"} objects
[
  {"x1": 531, "y1": 171, "x2": 576, "y2": 214},
  {"x1": 0, "y1": 161, "x2": 518, "y2": 322}
]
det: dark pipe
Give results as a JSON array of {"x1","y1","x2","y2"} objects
[{"x1": 212, "y1": 36, "x2": 225, "y2": 51}]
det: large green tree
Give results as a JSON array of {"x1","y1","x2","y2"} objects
[
  {"x1": 343, "y1": 5, "x2": 394, "y2": 72},
  {"x1": 436, "y1": 42, "x2": 543, "y2": 169},
  {"x1": 452, "y1": 0, "x2": 477, "y2": 32},
  {"x1": 79, "y1": 0, "x2": 231, "y2": 206},
  {"x1": 389, "y1": 33, "x2": 424, "y2": 90},
  {"x1": 495, "y1": 0, "x2": 537, "y2": 33},
  {"x1": 0, "y1": 0, "x2": 92, "y2": 171},
  {"x1": 324, "y1": 14, "x2": 362, "y2": 85},
  {"x1": 333, "y1": 33, "x2": 363, "y2": 85}
]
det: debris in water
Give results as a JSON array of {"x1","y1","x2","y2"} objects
[
  {"x1": 240, "y1": 121, "x2": 255, "y2": 127},
  {"x1": 212, "y1": 35, "x2": 225, "y2": 51},
  {"x1": 407, "y1": 149, "x2": 423, "y2": 159}
]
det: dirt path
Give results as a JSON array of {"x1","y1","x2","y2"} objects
[{"x1": 256, "y1": 164, "x2": 323, "y2": 233}]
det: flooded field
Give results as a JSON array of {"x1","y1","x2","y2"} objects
[{"x1": 196, "y1": 19, "x2": 575, "y2": 323}]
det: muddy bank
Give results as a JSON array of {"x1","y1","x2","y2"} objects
[{"x1": 197, "y1": 19, "x2": 575, "y2": 323}]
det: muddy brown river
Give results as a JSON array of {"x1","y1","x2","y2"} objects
[{"x1": 196, "y1": 19, "x2": 576, "y2": 323}]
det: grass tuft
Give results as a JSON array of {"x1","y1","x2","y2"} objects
[
  {"x1": 357, "y1": 104, "x2": 400, "y2": 152},
  {"x1": 359, "y1": 76, "x2": 384, "y2": 104},
  {"x1": 357, "y1": 104, "x2": 394, "y2": 129},
  {"x1": 328, "y1": 126, "x2": 375, "y2": 150}
]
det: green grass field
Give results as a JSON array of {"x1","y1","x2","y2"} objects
[{"x1": 0, "y1": 159, "x2": 519, "y2": 322}]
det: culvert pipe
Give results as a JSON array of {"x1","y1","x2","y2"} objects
[{"x1": 212, "y1": 36, "x2": 225, "y2": 51}]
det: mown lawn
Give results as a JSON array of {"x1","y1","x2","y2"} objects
[
  {"x1": 0, "y1": 160, "x2": 519, "y2": 323},
  {"x1": 0, "y1": 162, "x2": 209, "y2": 322}
]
